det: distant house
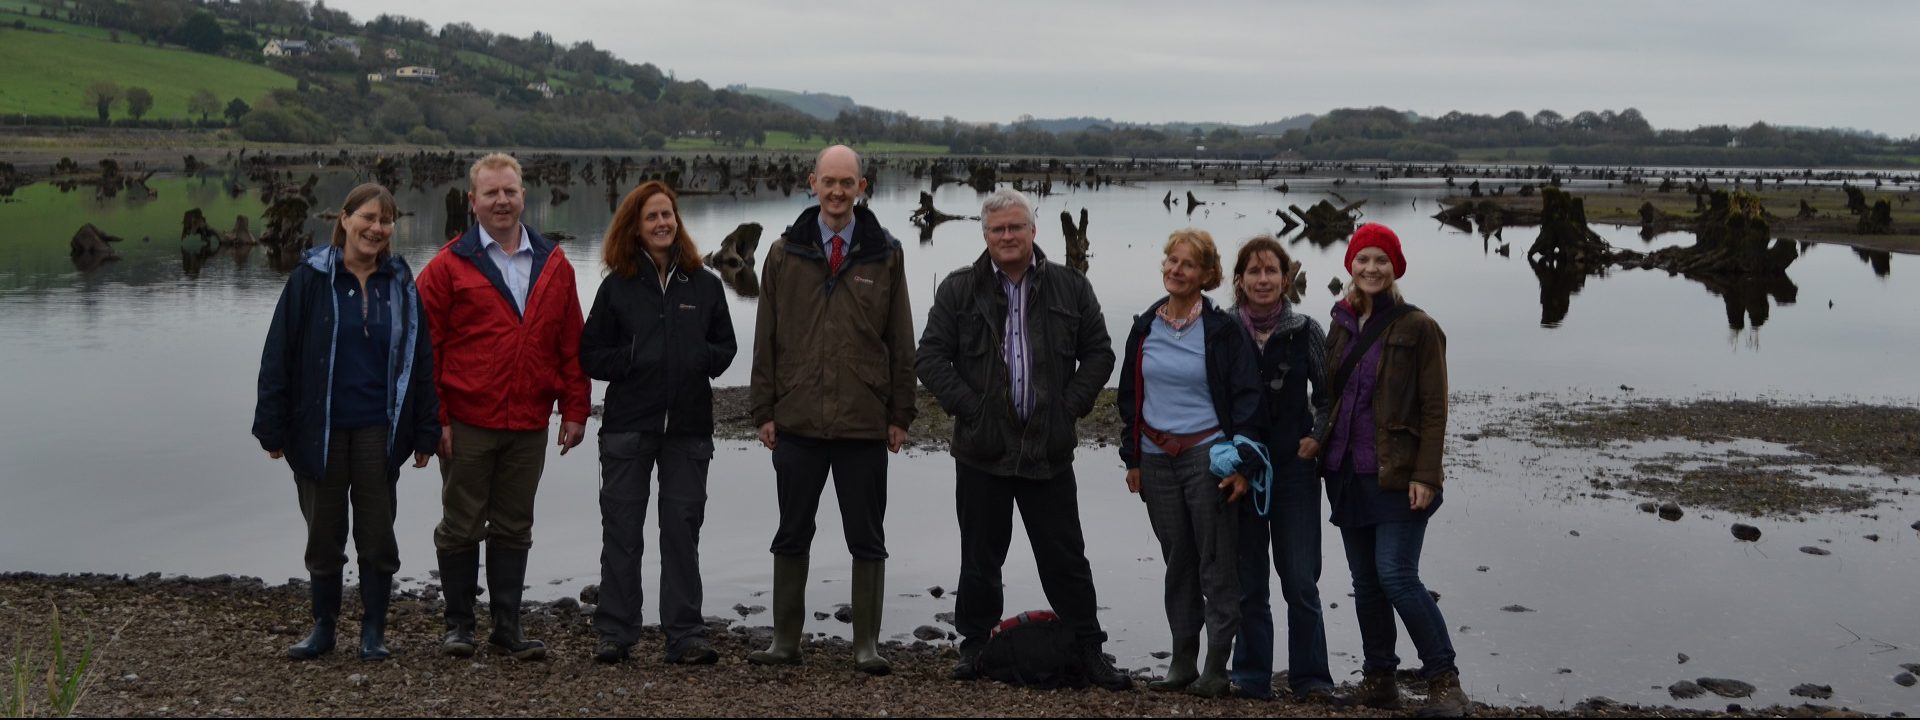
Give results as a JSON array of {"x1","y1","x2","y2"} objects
[
  {"x1": 394, "y1": 66, "x2": 438, "y2": 82},
  {"x1": 383, "y1": 48, "x2": 402, "y2": 61},
  {"x1": 366, "y1": 72, "x2": 386, "y2": 84},
  {"x1": 526, "y1": 82, "x2": 555, "y2": 100},
  {"x1": 324, "y1": 37, "x2": 361, "y2": 58},
  {"x1": 262, "y1": 39, "x2": 309, "y2": 58}
]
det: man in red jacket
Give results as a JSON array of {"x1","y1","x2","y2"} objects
[{"x1": 417, "y1": 153, "x2": 590, "y2": 660}]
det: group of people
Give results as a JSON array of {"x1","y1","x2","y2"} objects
[{"x1": 252, "y1": 144, "x2": 1466, "y2": 714}]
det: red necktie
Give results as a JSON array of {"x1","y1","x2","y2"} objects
[{"x1": 829, "y1": 234, "x2": 845, "y2": 275}]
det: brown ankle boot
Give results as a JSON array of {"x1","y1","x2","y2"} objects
[
  {"x1": 1417, "y1": 670, "x2": 1470, "y2": 718},
  {"x1": 1343, "y1": 670, "x2": 1402, "y2": 709}
]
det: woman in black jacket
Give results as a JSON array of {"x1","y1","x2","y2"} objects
[
  {"x1": 253, "y1": 183, "x2": 438, "y2": 662},
  {"x1": 580, "y1": 181, "x2": 737, "y2": 665},
  {"x1": 1225, "y1": 235, "x2": 1334, "y2": 701},
  {"x1": 1116, "y1": 228, "x2": 1266, "y2": 698}
]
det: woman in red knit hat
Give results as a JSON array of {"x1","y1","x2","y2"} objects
[{"x1": 1305, "y1": 223, "x2": 1468, "y2": 715}]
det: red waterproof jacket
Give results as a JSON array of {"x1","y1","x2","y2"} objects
[{"x1": 417, "y1": 225, "x2": 590, "y2": 431}]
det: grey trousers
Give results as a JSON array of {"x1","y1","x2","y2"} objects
[
  {"x1": 295, "y1": 425, "x2": 400, "y2": 576},
  {"x1": 593, "y1": 432, "x2": 714, "y2": 647},
  {"x1": 434, "y1": 420, "x2": 546, "y2": 552},
  {"x1": 1139, "y1": 449, "x2": 1241, "y2": 649}
]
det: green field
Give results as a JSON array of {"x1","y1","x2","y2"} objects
[
  {"x1": 663, "y1": 130, "x2": 947, "y2": 155},
  {"x1": 5, "y1": 9, "x2": 116, "y2": 40},
  {"x1": 0, "y1": 26, "x2": 298, "y2": 120}
]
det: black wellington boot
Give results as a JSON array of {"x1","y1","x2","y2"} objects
[
  {"x1": 486, "y1": 546, "x2": 547, "y2": 661},
  {"x1": 358, "y1": 573, "x2": 393, "y2": 661},
  {"x1": 438, "y1": 549, "x2": 480, "y2": 657},
  {"x1": 287, "y1": 574, "x2": 341, "y2": 660}
]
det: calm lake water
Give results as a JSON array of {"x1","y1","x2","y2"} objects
[{"x1": 2, "y1": 166, "x2": 1916, "y2": 713}]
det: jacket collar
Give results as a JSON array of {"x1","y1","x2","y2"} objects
[
  {"x1": 781, "y1": 204, "x2": 896, "y2": 261},
  {"x1": 447, "y1": 223, "x2": 553, "y2": 320},
  {"x1": 449, "y1": 223, "x2": 555, "y2": 261},
  {"x1": 970, "y1": 245, "x2": 1050, "y2": 287}
]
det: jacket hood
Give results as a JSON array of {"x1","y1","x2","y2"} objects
[{"x1": 302, "y1": 245, "x2": 415, "y2": 280}]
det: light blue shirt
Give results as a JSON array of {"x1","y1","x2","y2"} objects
[
  {"x1": 481, "y1": 224, "x2": 534, "y2": 313},
  {"x1": 1141, "y1": 316, "x2": 1222, "y2": 453},
  {"x1": 817, "y1": 214, "x2": 856, "y2": 258}
]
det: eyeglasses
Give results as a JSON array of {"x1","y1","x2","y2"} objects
[{"x1": 985, "y1": 222, "x2": 1032, "y2": 237}]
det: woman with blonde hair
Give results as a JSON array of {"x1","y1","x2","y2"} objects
[
  {"x1": 1116, "y1": 228, "x2": 1266, "y2": 698},
  {"x1": 580, "y1": 181, "x2": 737, "y2": 665},
  {"x1": 1306, "y1": 224, "x2": 1466, "y2": 715}
]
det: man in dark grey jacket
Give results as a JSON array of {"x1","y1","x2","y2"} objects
[{"x1": 915, "y1": 188, "x2": 1129, "y2": 690}]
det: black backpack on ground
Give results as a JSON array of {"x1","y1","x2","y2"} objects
[{"x1": 973, "y1": 610, "x2": 1088, "y2": 689}]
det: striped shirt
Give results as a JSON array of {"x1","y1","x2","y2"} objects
[{"x1": 997, "y1": 259, "x2": 1037, "y2": 421}]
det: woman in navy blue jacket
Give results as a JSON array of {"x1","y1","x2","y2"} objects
[{"x1": 253, "y1": 183, "x2": 439, "y2": 662}]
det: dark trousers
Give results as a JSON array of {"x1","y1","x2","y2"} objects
[
  {"x1": 593, "y1": 432, "x2": 713, "y2": 647},
  {"x1": 294, "y1": 425, "x2": 399, "y2": 576},
  {"x1": 769, "y1": 432, "x2": 888, "y2": 560},
  {"x1": 952, "y1": 462, "x2": 1105, "y2": 648},
  {"x1": 1232, "y1": 456, "x2": 1333, "y2": 694},
  {"x1": 1340, "y1": 519, "x2": 1458, "y2": 679},
  {"x1": 434, "y1": 420, "x2": 546, "y2": 552},
  {"x1": 1139, "y1": 450, "x2": 1241, "y2": 649}
]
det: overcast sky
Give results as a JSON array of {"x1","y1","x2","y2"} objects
[{"x1": 321, "y1": 0, "x2": 1920, "y2": 137}]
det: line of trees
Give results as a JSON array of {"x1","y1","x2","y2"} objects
[{"x1": 21, "y1": 0, "x2": 1920, "y2": 163}]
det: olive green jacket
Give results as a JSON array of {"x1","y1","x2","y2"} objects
[
  {"x1": 749, "y1": 205, "x2": 917, "y2": 440},
  {"x1": 1316, "y1": 306, "x2": 1448, "y2": 490}
]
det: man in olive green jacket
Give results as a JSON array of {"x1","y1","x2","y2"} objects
[{"x1": 746, "y1": 145, "x2": 915, "y2": 675}]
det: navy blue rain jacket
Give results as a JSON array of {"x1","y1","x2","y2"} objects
[{"x1": 253, "y1": 246, "x2": 440, "y2": 481}]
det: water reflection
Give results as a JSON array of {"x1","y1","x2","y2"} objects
[{"x1": 1854, "y1": 248, "x2": 1892, "y2": 277}]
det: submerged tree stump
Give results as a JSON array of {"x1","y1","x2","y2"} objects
[
  {"x1": 1527, "y1": 187, "x2": 1627, "y2": 272},
  {"x1": 1624, "y1": 191, "x2": 1797, "y2": 277},
  {"x1": 1060, "y1": 209, "x2": 1089, "y2": 273},
  {"x1": 444, "y1": 187, "x2": 469, "y2": 239},
  {"x1": 705, "y1": 222, "x2": 763, "y2": 271},
  {"x1": 910, "y1": 192, "x2": 969, "y2": 228},
  {"x1": 1858, "y1": 199, "x2": 1894, "y2": 234}
]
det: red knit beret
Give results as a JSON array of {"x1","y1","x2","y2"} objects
[{"x1": 1344, "y1": 223, "x2": 1406, "y2": 278}]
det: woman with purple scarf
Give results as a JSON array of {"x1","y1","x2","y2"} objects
[
  {"x1": 1306, "y1": 224, "x2": 1467, "y2": 716},
  {"x1": 1223, "y1": 235, "x2": 1334, "y2": 702}
]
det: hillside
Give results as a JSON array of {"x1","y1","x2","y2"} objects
[
  {"x1": 0, "y1": 26, "x2": 297, "y2": 120},
  {"x1": 734, "y1": 86, "x2": 859, "y2": 121}
]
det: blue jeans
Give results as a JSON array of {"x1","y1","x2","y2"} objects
[
  {"x1": 1339, "y1": 518, "x2": 1457, "y2": 679},
  {"x1": 1231, "y1": 456, "x2": 1333, "y2": 697}
]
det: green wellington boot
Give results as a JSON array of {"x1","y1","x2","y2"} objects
[
  {"x1": 850, "y1": 559, "x2": 891, "y2": 675},
  {"x1": 1148, "y1": 636, "x2": 1199, "y2": 691},
  {"x1": 747, "y1": 554, "x2": 809, "y2": 665},
  {"x1": 1185, "y1": 642, "x2": 1233, "y2": 698}
]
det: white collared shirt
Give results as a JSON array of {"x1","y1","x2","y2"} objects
[{"x1": 481, "y1": 224, "x2": 534, "y2": 313}]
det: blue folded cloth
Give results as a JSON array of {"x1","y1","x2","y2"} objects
[{"x1": 1209, "y1": 435, "x2": 1274, "y2": 517}]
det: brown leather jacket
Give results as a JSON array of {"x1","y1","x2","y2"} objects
[
  {"x1": 1315, "y1": 305, "x2": 1448, "y2": 490},
  {"x1": 749, "y1": 205, "x2": 916, "y2": 440}
]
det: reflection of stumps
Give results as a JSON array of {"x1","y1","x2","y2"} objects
[{"x1": 1059, "y1": 209, "x2": 1089, "y2": 273}]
